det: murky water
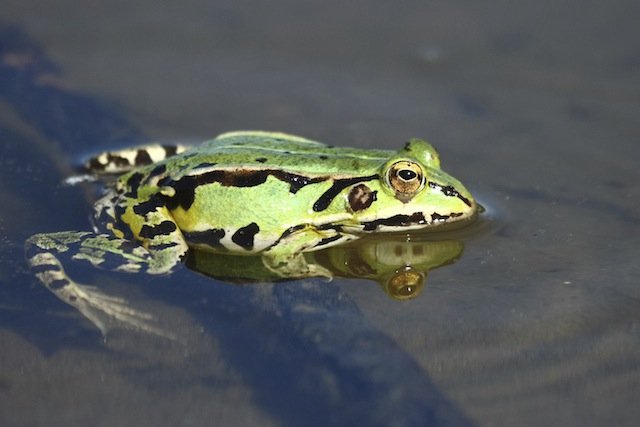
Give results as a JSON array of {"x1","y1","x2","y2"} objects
[{"x1": 1, "y1": 1, "x2": 639, "y2": 426}]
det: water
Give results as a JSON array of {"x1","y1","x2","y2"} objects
[{"x1": 1, "y1": 1, "x2": 639, "y2": 426}]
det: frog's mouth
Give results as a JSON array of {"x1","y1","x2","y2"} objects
[
  {"x1": 353, "y1": 191, "x2": 479, "y2": 232},
  {"x1": 360, "y1": 212, "x2": 428, "y2": 231},
  {"x1": 355, "y1": 208, "x2": 477, "y2": 233}
]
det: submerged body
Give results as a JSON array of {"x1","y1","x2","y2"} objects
[{"x1": 26, "y1": 131, "x2": 477, "y2": 329}]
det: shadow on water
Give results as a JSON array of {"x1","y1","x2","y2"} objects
[
  {"x1": 157, "y1": 276, "x2": 474, "y2": 427},
  {"x1": 0, "y1": 25, "x2": 142, "y2": 148},
  {"x1": 0, "y1": 25, "x2": 473, "y2": 426}
]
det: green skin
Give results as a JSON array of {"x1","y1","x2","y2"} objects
[{"x1": 25, "y1": 131, "x2": 477, "y2": 331}]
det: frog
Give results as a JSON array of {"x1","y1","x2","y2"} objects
[{"x1": 26, "y1": 131, "x2": 477, "y2": 329}]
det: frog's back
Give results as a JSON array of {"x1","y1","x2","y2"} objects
[{"x1": 179, "y1": 131, "x2": 393, "y2": 177}]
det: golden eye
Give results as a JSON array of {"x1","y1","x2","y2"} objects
[
  {"x1": 384, "y1": 267, "x2": 424, "y2": 300},
  {"x1": 387, "y1": 161, "x2": 425, "y2": 199}
]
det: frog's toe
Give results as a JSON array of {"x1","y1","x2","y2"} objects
[
  {"x1": 306, "y1": 264, "x2": 334, "y2": 281},
  {"x1": 70, "y1": 283, "x2": 173, "y2": 339}
]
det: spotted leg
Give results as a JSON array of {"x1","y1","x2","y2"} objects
[
  {"x1": 85, "y1": 143, "x2": 189, "y2": 175},
  {"x1": 25, "y1": 226, "x2": 188, "y2": 336}
]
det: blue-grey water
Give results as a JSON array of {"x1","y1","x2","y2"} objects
[{"x1": 1, "y1": 1, "x2": 639, "y2": 426}]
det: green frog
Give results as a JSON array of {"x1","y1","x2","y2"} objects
[{"x1": 26, "y1": 131, "x2": 477, "y2": 326}]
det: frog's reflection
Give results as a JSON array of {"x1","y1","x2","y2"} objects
[
  {"x1": 39, "y1": 234, "x2": 464, "y2": 336},
  {"x1": 187, "y1": 234, "x2": 464, "y2": 300}
]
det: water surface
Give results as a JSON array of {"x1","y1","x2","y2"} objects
[{"x1": 1, "y1": 1, "x2": 638, "y2": 426}]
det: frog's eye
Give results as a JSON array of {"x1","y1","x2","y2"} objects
[{"x1": 386, "y1": 160, "x2": 425, "y2": 200}]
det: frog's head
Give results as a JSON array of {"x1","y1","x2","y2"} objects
[{"x1": 351, "y1": 138, "x2": 477, "y2": 232}]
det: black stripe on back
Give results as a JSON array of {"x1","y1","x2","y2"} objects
[{"x1": 164, "y1": 170, "x2": 329, "y2": 211}]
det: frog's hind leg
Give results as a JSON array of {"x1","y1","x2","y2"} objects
[
  {"x1": 85, "y1": 143, "x2": 189, "y2": 175},
  {"x1": 25, "y1": 231, "x2": 184, "y2": 338}
]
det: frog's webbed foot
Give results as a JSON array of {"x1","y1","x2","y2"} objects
[
  {"x1": 25, "y1": 231, "x2": 185, "y2": 338},
  {"x1": 29, "y1": 250, "x2": 171, "y2": 338},
  {"x1": 70, "y1": 284, "x2": 172, "y2": 339}
]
